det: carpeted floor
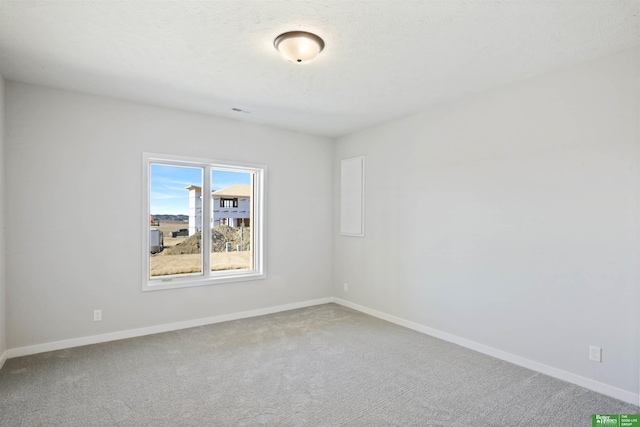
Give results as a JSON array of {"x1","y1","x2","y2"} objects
[{"x1": 0, "y1": 303, "x2": 637, "y2": 426}]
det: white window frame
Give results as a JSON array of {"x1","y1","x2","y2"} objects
[{"x1": 142, "y1": 152, "x2": 266, "y2": 291}]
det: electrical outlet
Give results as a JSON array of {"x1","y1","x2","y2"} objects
[
  {"x1": 343, "y1": 283, "x2": 348, "y2": 292},
  {"x1": 93, "y1": 309, "x2": 102, "y2": 322},
  {"x1": 589, "y1": 345, "x2": 601, "y2": 362}
]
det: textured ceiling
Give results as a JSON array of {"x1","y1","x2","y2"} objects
[{"x1": 1, "y1": 1, "x2": 638, "y2": 137}]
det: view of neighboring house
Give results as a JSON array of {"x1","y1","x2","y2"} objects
[{"x1": 186, "y1": 184, "x2": 251, "y2": 235}]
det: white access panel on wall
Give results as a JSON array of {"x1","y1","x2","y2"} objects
[{"x1": 340, "y1": 156, "x2": 365, "y2": 236}]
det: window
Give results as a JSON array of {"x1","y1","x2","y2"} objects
[
  {"x1": 220, "y1": 198, "x2": 238, "y2": 208},
  {"x1": 143, "y1": 153, "x2": 266, "y2": 291}
]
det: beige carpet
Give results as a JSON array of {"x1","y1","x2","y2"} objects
[{"x1": 0, "y1": 303, "x2": 637, "y2": 426}]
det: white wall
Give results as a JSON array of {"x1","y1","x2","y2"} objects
[
  {"x1": 334, "y1": 47, "x2": 640, "y2": 395},
  {"x1": 0, "y1": 77, "x2": 6, "y2": 364},
  {"x1": 4, "y1": 82, "x2": 333, "y2": 349}
]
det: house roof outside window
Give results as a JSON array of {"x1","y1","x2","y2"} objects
[
  {"x1": 212, "y1": 184, "x2": 251, "y2": 198},
  {"x1": 185, "y1": 184, "x2": 251, "y2": 198}
]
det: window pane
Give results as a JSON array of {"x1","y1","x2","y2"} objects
[
  {"x1": 211, "y1": 169, "x2": 253, "y2": 272},
  {"x1": 149, "y1": 164, "x2": 203, "y2": 277}
]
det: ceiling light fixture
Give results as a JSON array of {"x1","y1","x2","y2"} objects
[{"x1": 274, "y1": 31, "x2": 324, "y2": 63}]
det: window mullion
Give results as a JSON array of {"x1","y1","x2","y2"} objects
[{"x1": 202, "y1": 165, "x2": 212, "y2": 275}]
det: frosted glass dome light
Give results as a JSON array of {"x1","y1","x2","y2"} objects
[{"x1": 274, "y1": 31, "x2": 324, "y2": 63}]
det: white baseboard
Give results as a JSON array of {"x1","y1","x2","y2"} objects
[
  {"x1": 332, "y1": 297, "x2": 639, "y2": 406},
  {"x1": 5, "y1": 296, "x2": 637, "y2": 406},
  {"x1": 7, "y1": 297, "x2": 333, "y2": 359}
]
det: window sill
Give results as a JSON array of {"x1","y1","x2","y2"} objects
[{"x1": 142, "y1": 270, "x2": 267, "y2": 292}]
